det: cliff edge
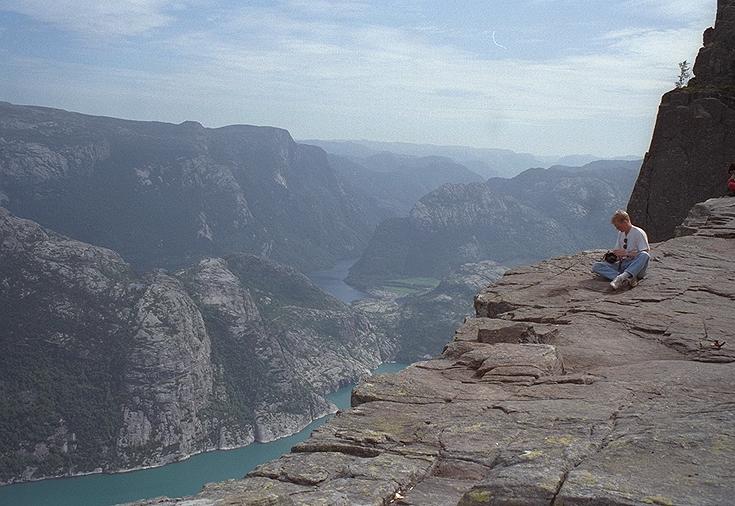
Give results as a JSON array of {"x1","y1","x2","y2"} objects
[
  {"x1": 137, "y1": 197, "x2": 735, "y2": 505},
  {"x1": 628, "y1": 0, "x2": 735, "y2": 242}
]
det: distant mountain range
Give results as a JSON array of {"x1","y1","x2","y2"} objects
[
  {"x1": 0, "y1": 102, "x2": 368, "y2": 272},
  {"x1": 301, "y1": 138, "x2": 640, "y2": 178},
  {"x1": 1, "y1": 102, "x2": 634, "y2": 275},
  {"x1": 328, "y1": 151, "x2": 483, "y2": 224},
  {"x1": 347, "y1": 159, "x2": 641, "y2": 288}
]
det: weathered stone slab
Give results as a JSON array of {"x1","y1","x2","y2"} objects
[
  {"x1": 453, "y1": 317, "x2": 542, "y2": 344},
  {"x1": 473, "y1": 343, "x2": 564, "y2": 379},
  {"x1": 398, "y1": 476, "x2": 475, "y2": 505},
  {"x1": 137, "y1": 198, "x2": 735, "y2": 506}
]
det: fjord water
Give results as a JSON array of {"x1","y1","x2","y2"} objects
[
  {"x1": 0, "y1": 261, "x2": 405, "y2": 506},
  {"x1": 308, "y1": 258, "x2": 368, "y2": 302},
  {"x1": 0, "y1": 363, "x2": 407, "y2": 506}
]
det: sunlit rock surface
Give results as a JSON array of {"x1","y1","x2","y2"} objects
[{"x1": 138, "y1": 199, "x2": 733, "y2": 505}]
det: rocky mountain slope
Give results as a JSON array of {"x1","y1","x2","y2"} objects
[
  {"x1": 0, "y1": 102, "x2": 367, "y2": 271},
  {"x1": 628, "y1": 0, "x2": 735, "y2": 241},
  {"x1": 0, "y1": 208, "x2": 395, "y2": 485},
  {"x1": 356, "y1": 261, "x2": 507, "y2": 362},
  {"x1": 141, "y1": 196, "x2": 735, "y2": 505},
  {"x1": 328, "y1": 152, "x2": 483, "y2": 224},
  {"x1": 348, "y1": 160, "x2": 639, "y2": 288}
]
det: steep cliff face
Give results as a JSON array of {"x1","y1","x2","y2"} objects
[
  {"x1": 349, "y1": 160, "x2": 639, "y2": 288},
  {"x1": 628, "y1": 0, "x2": 735, "y2": 241},
  {"x1": 0, "y1": 102, "x2": 367, "y2": 271},
  {"x1": 142, "y1": 197, "x2": 735, "y2": 506},
  {"x1": 0, "y1": 208, "x2": 393, "y2": 484}
]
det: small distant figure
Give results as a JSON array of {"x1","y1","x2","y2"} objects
[
  {"x1": 728, "y1": 163, "x2": 735, "y2": 196},
  {"x1": 592, "y1": 210, "x2": 650, "y2": 290}
]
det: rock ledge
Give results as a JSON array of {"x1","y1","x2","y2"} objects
[{"x1": 137, "y1": 198, "x2": 735, "y2": 506}]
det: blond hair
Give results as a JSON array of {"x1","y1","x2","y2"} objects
[{"x1": 611, "y1": 210, "x2": 630, "y2": 224}]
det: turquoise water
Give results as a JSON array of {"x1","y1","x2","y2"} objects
[
  {"x1": 0, "y1": 362, "x2": 408, "y2": 506},
  {"x1": 0, "y1": 261, "x2": 402, "y2": 506}
]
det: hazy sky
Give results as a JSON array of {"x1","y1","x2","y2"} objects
[{"x1": 0, "y1": 0, "x2": 716, "y2": 156}]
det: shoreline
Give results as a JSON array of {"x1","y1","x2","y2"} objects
[{"x1": 0, "y1": 361, "x2": 408, "y2": 489}]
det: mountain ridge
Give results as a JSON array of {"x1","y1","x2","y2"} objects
[
  {"x1": 348, "y1": 159, "x2": 640, "y2": 289},
  {"x1": 0, "y1": 207, "x2": 395, "y2": 485},
  {"x1": 0, "y1": 101, "x2": 368, "y2": 272}
]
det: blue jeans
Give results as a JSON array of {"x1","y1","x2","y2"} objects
[{"x1": 592, "y1": 251, "x2": 650, "y2": 281}]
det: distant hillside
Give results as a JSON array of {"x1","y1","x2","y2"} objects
[
  {"x1": 302, "y1": 138, "x2": 640, "y2": 179},
  {"x1": 348, "y1": 159, "x2": 641, "y2": 288},
  {"x1": 357, "y1": 261, "x2": 507, "y2": 362},
  {"x1": 328, "y1": 151, "x2": 483, "y2": 223},
  {"x1": 0, "y1": 102, "x2": 368, "y2": 271}
]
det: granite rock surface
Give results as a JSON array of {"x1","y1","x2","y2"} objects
[
  {"x1": 142, "y1": 197, "x2": 735, "y2": 505},
  {"x1": 628, "y1": 0, "x2": 735, "y2": 241},
  {"x1": 0, "y1": 208, "x2": 394, "y2": 484}
]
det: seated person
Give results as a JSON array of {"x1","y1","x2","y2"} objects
[
  {"x1": 592, "y1": 210, "x2": 650, "y2": 290},
  {"x1": 728, "y1": 163, "x2": 735, "y2": 196}
]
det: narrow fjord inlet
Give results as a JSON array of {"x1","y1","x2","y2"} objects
[
  {"x1": 0, "y1": 369, "x2": 410, "y2": 506},
  {"x1": 1, "y1": 1, "x2": 733, "y2": 505},
  {"x1": 0, "y1": 259, "x2": 405, "y2": 505}
]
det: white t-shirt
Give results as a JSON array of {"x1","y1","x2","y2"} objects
[{"x1": 616, "y1": 225, "x2": 649, "y2": 256}]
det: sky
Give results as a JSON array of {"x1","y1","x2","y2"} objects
[{"x1": 0, "y1": 0, "x2": 717, "y2": 157}]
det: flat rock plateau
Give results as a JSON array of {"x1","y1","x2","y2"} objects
[{"x1": 134, "y1": 197, "x2": 735, "y2": 505}]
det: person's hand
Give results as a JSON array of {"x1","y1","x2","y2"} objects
[{"x1": 612, "y1": 248, "x2": 626, "y2": 258}]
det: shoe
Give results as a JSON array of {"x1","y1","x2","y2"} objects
[
  {"x1": 628, "y1": 276, "x2": 639, "y2": 288},
  {"x1": 610, "y1": 272, "x2": 631, "y2": 290}
]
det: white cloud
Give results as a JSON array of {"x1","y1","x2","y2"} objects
[
  {"x1": 0, "y1": 0, "x2": 177, "y2": 35},
  {"x1": 163, "y1": 9, "x2": 704, "y2": 122},
  {"x1": 0, "y1": 0, "x2": 717, "y2": 155}
]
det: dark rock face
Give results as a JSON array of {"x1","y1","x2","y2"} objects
[
  {"x1": 348, "y1": 160, "x2": 639, "y2": 288},
  {"x1": 0, "y1": 208, "x2": 394, "y2": 484},
  {"x1": 691, "y1": 0, "x2": 735, "y2": 87},
  {"x1": 628, "y1": 0, "x2": 735, "y2": 242},
  {"x1": 141, "y1": 197, "x2": 735, "y2": 505},
  {"x1": 0, "y1": 102, "x2": 367, "y2": 271}
]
